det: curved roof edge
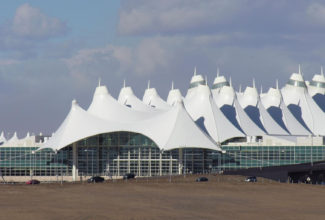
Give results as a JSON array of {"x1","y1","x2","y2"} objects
[{"x1": 39, "y1": 98, "x2": 220, "y2": 152}]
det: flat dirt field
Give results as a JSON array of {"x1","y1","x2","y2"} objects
[{"x1": 0, "y1": 175, "x2": 324, "y2": 220}]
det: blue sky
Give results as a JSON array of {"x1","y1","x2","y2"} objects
[{"x1": 1, "y1": 0, "x2": 325, "y2": 136}]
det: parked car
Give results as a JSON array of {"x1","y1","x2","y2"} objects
[
  {"x1": 123, "y1": 173, "x2": 135, "y2": 180},
  {"x1": 87, "y1": 176, "x2": 105, "y2": 183},
  {"x1": 245, "y1": 176, "x2": 257, "y2": 182},
  {"x1": 26, "y1": 179, "x2": 40, "y2": 185},
  {"x1": 196, "y1": 177, "x2": 208, "y2": 182}
]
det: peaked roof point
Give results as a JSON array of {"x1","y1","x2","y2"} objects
[{"x1": 298, "y1": 64, "x2": 302, "y2": 75}]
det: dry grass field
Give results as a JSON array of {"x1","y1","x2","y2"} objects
[{"x1": 0, "y1": 174, "x2": 324, "y2": 220}]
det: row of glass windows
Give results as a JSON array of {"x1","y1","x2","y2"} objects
[
  {"x1": 220, "y1": 146, "x2": 325, "y2": 169},
  {"x1": 1, "y1": 132, "x2": 325, "y2": 176}
]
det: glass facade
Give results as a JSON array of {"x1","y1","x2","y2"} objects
[
  {"x1": 1, "y1": 132, "x2": 325, "y2": 178},
  {"x1": 0, "y1": 132, "x2": 217, "y2": 178},
  {"x1": 0, "y1": 146, "x2": 71, "y2": 176},
  {"x1": 219, "y1": 145, "x2": 325, "y2": 170}
]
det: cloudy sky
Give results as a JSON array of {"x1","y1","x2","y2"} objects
[{"x1": 1, "y1": 0, "x2": 325, "y2": 137}]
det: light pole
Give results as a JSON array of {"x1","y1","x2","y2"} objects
[
  {"x1": 55, "y1": 150, "x2": 58, "y2": 183},
  {"x1": 184, "y1": 148, "x2": 186, "y2": 178},
  {"x1": 31, "y1": 150, "x2": 35, "y2": 181},
  {"x1": 91, "y1": 149, "x2": 94, "y2": 177}
]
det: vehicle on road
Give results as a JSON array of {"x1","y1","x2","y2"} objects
[
  {"x1": 26, "y1": 179, "x2": 40, "y2": 185},
  {"x1": 123, "y1": 173, "x2": 135, "y2": 180},
  {"x1": 245, "y1": 176, "x2": 257, "y2": 182},
  {"x1": 196, "y1": 177, "x2": 208, "y2": 182},
  {"x1": 87, "y1": 176, "x2": 105, "y2": 183}
]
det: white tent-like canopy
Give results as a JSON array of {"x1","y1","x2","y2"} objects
[
  {"x1": 211, "y1": 75, "x2": 265, "y2": 136},
  {"x1": 167, "y1": 82, "x2": 183, "y2": 106},
  {"x1": 307, "y1": 67, "x2": 325, "y2": 97},
  {"x1": 39, "y1": 87, "x2": 220, "y2": 152},
  {"x1": 6, "y1": 132, "x2": 19, "y2": 146},
  {"x1": 88, "y1": 85, "x2": 155, "y2": 121},
  {"x1": 142, "y1": 86, "x2": 171, "y2": 110},
  {"x1": 237, "y1": 83, "x2": 289, "y2": 136},
  {"x1": 307, "y1": 69, "x2": 325, "y2": 113},
  {"x1": 0, "y1": 131, "x2": 6, "y2": 145},
  {"x1": 184, "y1": 73, "x2": 245, "y2": 143},
  {"x1": 261, "y1": 85, "x2": 311, "y2": 136},
  {"x1": 282, "y1": 71, "x2": 325, "y2": 135},
  {"x1": 118, "y1": 85, "x2": 158, "y2": 112}
]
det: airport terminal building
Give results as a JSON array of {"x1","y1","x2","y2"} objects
[{"x1": 1, "y1": 66, "x2": 325, "y2": 181}]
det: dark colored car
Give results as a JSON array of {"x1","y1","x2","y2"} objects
[
  {"x1": 87, "y1": 176, "x2": 105, "y2": 183},
  {"x1": 123, "y1": 173, "x2": 135, "y2": 180},
  {"x1": 26, "y1": 179, "x2": 40, "y2": 185},
  {"x1": 196, "y1": 177, "x2": 208, "y2": 182},
  {"x1": 245, "y1": 176, "x2": 257, "y2": 182}
]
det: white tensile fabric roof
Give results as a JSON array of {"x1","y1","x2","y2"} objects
[
  {"x1": 307, "y1": 71, "x2": 325, "y2": 112},
  {"x1": 39, "y1": 85, "x2": 220, "y2": 152},
  {"x1": 184, "y1": 81, "x2": 245, "y2": 143},
  {"x1": 143, "y1": 87, "x2": 171, "y2": 110},
  {"x1": 211, "y1": 76, "x2": 265, "y2": 136},
  {"x1": 6, "y1": 132, "x2": 19, "y2": 145},
  {"x1": 0, "y1": 131, "x2": 6, "y2": 144},
  {"x1": 118, "y1": 86, "x2": 158, "y2": 112},
  {"x1": 282, "y1": 72, "x2": 325, "y2": 135},
  {"x1": 261, "y1": 87, "x2": 311, "y2": 136},
  {"x1": 88, "y1": 85, "x2": 156, "y2": 121},
  {"x1": 237, "y1": 85, "x2": 289, "y2": 135},
  {"x1": 307, "y1": 68, "x2": 325, "y2": 96},
  {"x1": 167, "y1": 86, "x2": 183, "y2": 106}
]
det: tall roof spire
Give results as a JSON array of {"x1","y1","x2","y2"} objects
[
  {"x1": 171, "y1": 81, "x2": 174, "y2": 90},
  {"x1": 276, "y1": 79, "x2": 279, "y2": 90},
  {"x1": 205, "y1": 75, "x2": 208, "y2": 86},
  {"x1": 123, "y1": 79, "x2": 126, "y2": 88},
  {"x1": 194, "y1": 66, "x2": 197, "y2": 76},
  {"x1": 298, "y1": 64, "x2": 302, "y2": 75},
  {"x1": 239, "y1": 84, "x2": 242, "y2": 93},
  {"x1": 98, "y1": 77, "x2": 101, "y2": 87},
  {"x1": 321, "y1": 66, "x2": 324, "y2": 76},
  {"x1": 229, "y1": 76, "x2": 232, "y2": 87},
  {"x1": 147, "y1": 80, "x2": 150, "y2": 89},
  {"x1": 260, "y1": 85, "x2": 263, "y2": 94},
  {"x1": 217, "y1": 67, "x2": 220, "y2": 77},
  {"x1": 252, "y1": 78, "x2": 256, "y2": 88}
]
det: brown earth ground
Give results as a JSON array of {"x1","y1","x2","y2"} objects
[{"x1": 0, "y1": 174, "x2": 324, "y2": 220}]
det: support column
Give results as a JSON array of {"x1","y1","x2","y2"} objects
[
  {"x1": 178, "y1": 148, "x2": 183, "y2": 175},
  {"x1": 159, "y1": 151, "x2": 162, "y2": 176},
  {"x1": 202, "y1": 149, "x2": 205, "y2": 173},
  {"x1": 169, "y1": 154, "x2": 172, "y2": 175},
  {"x1": 128, "y1": 148, "x2": 130, "y2": 173},
  {"x1": 117, "y1": 153, "x2": 120, "y2": 177},
  {"x1": 72, "y1": 143, "x2": 78, "y2": 181},
  {"x1": 138, "y1": 147, "x2": 141, "y2": 176},
  {"x1": 149, "y1": 148, "x2": 152, "y2": 177}
]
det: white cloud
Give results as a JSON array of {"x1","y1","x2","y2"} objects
[
  {"x1": 64, "y1": 38, "x2": 172, "y2": 81},
  {"x1": 306, "y1": 2, "x2": 325, "y2": 25},
  {"x1": 118, "y1": 0, "x2": 244, "y2": 35},
  {"x1": 11, "y1": 3, "x2": 67, "y2": 39}
]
